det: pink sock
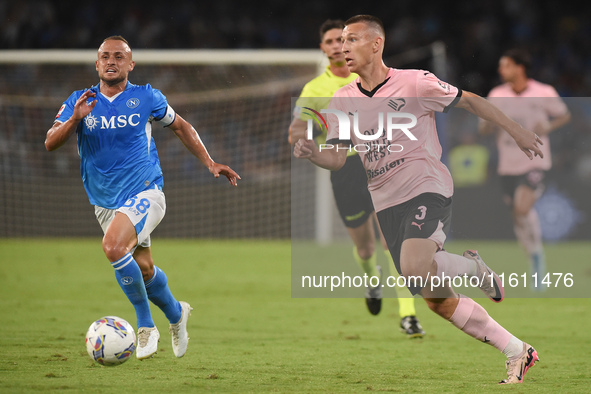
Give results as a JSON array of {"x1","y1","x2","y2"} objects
[
  {"x1": 434, "y1": 251, "x2": 477, "y2": 278},
  {"x1": 449, "y1": 296, "x2": 512, "y2": 352}
]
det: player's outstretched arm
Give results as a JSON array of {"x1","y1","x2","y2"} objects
[
  {"x1": 293, "y1": 139, "x2": 346, "y2": 171},
  {"x1": 45, "y1": 90, "x2": 97, "y2": 151},
  {"x1": 456, "y1": 91, "x2": 544, "y2": 160},
  {"x1": 477, "y1": 118, "x2": 496, "y2": 136},
  {"x1": 169, "y1": 115, "x2": 240, "y2": 186}
]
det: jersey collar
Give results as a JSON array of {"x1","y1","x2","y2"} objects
[
  {"x1": 356, "y1": 68, "x2": 394, "y2": 97},
  {"x1": 91, "y1": 81, "x2": 134, "y2": 96}
]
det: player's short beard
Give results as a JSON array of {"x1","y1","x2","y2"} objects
[{"x1": 102, "y1": 73, "x2": 126, "y2": 86}]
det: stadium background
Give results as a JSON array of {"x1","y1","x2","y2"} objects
[{"x1": 1, "y1": 0, "x2": 590, "y2": 241}]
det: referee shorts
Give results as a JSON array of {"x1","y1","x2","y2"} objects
[
  {"x1": 500, "y1": 170, "x2": 546, "y2": 206},
  {"x1": 330, "y1": 154, "x2": 374, "y2": 228}
]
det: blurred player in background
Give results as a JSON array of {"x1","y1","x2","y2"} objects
[
  {"x1": 294, "y1": 15, "x2": 542, "y2": 384},
  {"x1": 290, "y1": 19, "x2": 424, "y2": 338},
  {"x1": 480, "y1": 49, "x2": 571, "y2": 290},
  {"x1": 45, "y1": 36, "x2": 240, "y2": 360}
]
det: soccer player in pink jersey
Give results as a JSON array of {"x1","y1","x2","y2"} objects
[
  {"x1": 290, "y1": 19, "x2": 425, "y2": 337},
  {"x1": 294, "y1": 15, "x2": 542, "y2": 384},
  {"x1": 480, "y1": 49, "x2": 571, "y2": 290}
]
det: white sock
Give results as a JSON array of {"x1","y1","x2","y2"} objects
[
  {"x1": 434, "y1": 251, "x2": 478, "y2": 278},
  {"x1": 502, "y1": 335, "x2": 524, "y2": 359}
]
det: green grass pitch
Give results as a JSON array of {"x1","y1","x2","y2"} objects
[{"x1": 0, "y1": 239, "x2": 590, "y2": 392}]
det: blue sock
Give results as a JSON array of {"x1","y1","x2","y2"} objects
[
  {"x1": 145, "y1": 266, "x2": 181, "y2": 324},
  {"x1": 112, "y1": 253, "x2": 154, "y2": 328}
]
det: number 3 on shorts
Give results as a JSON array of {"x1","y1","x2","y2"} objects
[{"x1": 415, "y1": 205, "x2": 427, "y2": 220}]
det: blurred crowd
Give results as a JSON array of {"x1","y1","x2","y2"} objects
[
  {"x1": 2, "y1": 0, "x2": 591, "y2": 96},
  {"x1": 1, "y1": 0, "x2": 590, "y2": 185}
]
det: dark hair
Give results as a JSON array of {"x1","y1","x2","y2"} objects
[
  {"x1": 102, "y1": 35, "x2": 130, "y2": 48},
  {"x1": 344, "y1": 14, "x2": 385, "y2": 37},
  {"x1": 502, "y1": 48, "x2": 531, "y2": 74},
  {"x1": 319, "y1": 19, "x2": 345, "y2": 42}
]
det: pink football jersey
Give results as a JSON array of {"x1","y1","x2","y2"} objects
[
  {"x1": 325, "y1": 68, "x2": 459, "y2": 212},
  {"x1": 487, "y1": 79, "x2": 568, "y2": 175}
]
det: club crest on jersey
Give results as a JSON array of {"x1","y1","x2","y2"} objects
[
  {"x1": 437, "y1": 80, "x2": 451, "y2": 93},
  {"x1": 126, "y1": 98, "x2": 140, "y2": 109},
  {"x1": 387, "y1": 98, "x2": 406, "y2": 111}
]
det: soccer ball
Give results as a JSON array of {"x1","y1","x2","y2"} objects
[{"x1": 85, "y1": 316, "x2": 136, "y2": 366}]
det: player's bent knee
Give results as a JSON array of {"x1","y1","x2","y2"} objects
[
  {"x1": 355, "y1": 245, "x2": 375, "y2": 260},
  {"x1": 102, "y1": 239, "x2": 130, "y2": 263},
  {"x1": 400, "y1": 257, "x2": 434, "y2": 280},
  {"x1": 132, "y1": 247, "x2": 155, "y2": 281},
  {"x1": 140, "y1": 267, "x2": 153, "y2": 282},
  {"x1": 135, "y1": 260, "x2": 154, "y2": 281}
]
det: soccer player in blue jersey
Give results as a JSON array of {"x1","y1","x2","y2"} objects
[{"x1": 45, "y1": 36, "x2": 240, "y2": 360}]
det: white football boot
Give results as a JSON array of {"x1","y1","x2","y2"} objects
[
  {"x1": 136, "y1": 326, "x2": 159, "y2": 359},
  {"x1": 169, "y1": 301, "x2": 193, "y2": 358}
]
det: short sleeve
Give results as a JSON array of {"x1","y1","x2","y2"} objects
[
  {"x1": 54, "y1": 90, "x2": 83, "y2": 123},
  {"x1": 543, "y1": 87, "x2": 569, "y2": 118},
  {"x1": 151, "y1": 86, "x2": 176, "y2": 126},
  {"x1": 417, "y1": 72, "x2": 460, "y2": 113}
]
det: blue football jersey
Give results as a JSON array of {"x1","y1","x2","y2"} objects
[{"x1": 56, "y1": 82, "x2": 176, "y2": 208}]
